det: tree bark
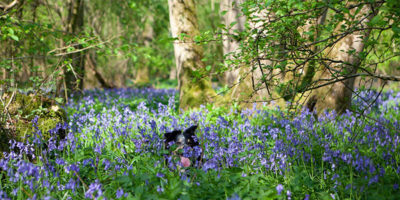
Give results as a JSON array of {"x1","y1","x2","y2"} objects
[
  {"x1": 168, "y1": 0, "x2": 215, "y2": 110},
  {"x1": 64, "y1": 0, "x2": 85, "y2": 93},
  {"x1": 134, "y1": 14, "x2": 153, "y2": 86},
  {"x1": 220, "y1": 0, "x2": 245, "y2": 86},
  {"x1": 223, "y1": 7, "x2": 286, "y2": 109},
  {"x1": 86, "y1": 52, "x2": 114, "y2": 89}
]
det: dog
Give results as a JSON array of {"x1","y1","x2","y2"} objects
[{"x1": 164, "y1": 125, "x2": 202, "y2": 168}]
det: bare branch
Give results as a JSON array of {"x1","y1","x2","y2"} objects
[{"x1": 0, "y1": 0, "x2": 18, "y2": 12}]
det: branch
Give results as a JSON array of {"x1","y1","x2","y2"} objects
[
  {"x1": 47, "y1": 36, "x2": 117, "y2": 57},
  {"x1": 361, "y1": 73, "x2": 400, "y2": 82},
  {"x1": 0, "y1": 0, "x2": 18, "y2": 12},
  {"x1": 307, "y1": 73, "x2": 400, "y2": 92},
  {"x1": 47, "y1": 37, "x2": 97, "y2": 55}
]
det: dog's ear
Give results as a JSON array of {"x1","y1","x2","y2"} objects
[
  {"x1": 183, "y1": 125, "x2": 199, "y2": 147},
  {"x1": 183, "y1": 125, "x2": 197, "y2": 136},
  {"x1": 164, "y1": 130, "x2": 181, "y2": 143}
]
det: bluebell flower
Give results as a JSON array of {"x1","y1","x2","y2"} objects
[
  {"x1": 85, "y1": 179, "x2": 103, "y2": 199},
  {"x1": 102, "y1": 159, "x2": 111, "y2": 171},
  {"x1": 227, "y1": 193, "x2": 240, "y2": 200},
  {"x1": 65, "y1": 178, "x2": 77, "y2": 192},
  {"x1": 55, "y1": 158, "x2": 66, "y2": 166},
  {"x1": 287, "y1": 190, "x2": 292, "y2": 199},
  {"x1": 156, "y1": 172, "x2": 165, "y2": 178},
  {"x1": 116, "y1": 188, "x2": 124, "y2": 199},
  {"x1": 157, "y1": 186, "x2": 164, "y2": 193},
  {"x1": 276, "y1": 184, "x2": 284, "y2": 195}
]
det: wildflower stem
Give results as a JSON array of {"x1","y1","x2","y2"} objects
[
  {"x1": 20, "y1": 187, "x2": 32, "y2": 199},
  {"x1": 74, "y1": 171, "x2": 95, "y2": 200}
]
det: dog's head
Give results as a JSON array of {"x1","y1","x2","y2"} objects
[
  {"x1": 164, "y1": 125, "x2": 199, "y2": 149},
  {"x1": 164, "y1": 125, "x2": 200, "y2": 167}
]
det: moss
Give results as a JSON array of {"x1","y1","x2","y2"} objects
[
  {"x1": 180, "y1": 78, "x2": 216, "y2": 110},
  {"x1": 0, "y1": 92, "x2": 66, "y2": 151}
]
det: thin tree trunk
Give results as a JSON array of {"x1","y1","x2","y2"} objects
[
  {"x1": 220, "y1": 0, "x2": 245, "y2": 86},
  {"x1": 64, "y1": 0, "x2": 85, "y2": 93},
  {"x1": 134, "y1": 14, "x2": 153, "y2": 86}
]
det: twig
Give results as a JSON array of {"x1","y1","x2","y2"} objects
[
  {"x1": 47, "y1": 37, "x2": 97, "y2": 55},
  {"x1": 74, "y1": 171, "x2": 95, "y2": 200},
  {"x1": 52, "y1": 42, "x2": 106, "y2": 56},
  {"x1": 5, "y1": 90, "x2": 15, "y2": 111},
  {"x1": 20, "y1": 187, "x2": 33, "y2": 198}
]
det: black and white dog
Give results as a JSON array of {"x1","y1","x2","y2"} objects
[{"x1": 164, "y1": 125, "x2": 202, "y2": 168}]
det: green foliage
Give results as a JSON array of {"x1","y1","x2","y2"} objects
[{"x1": 218, "y1": 0, "x2": 400, "y2": 106}]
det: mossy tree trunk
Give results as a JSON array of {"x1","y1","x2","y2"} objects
[{"x1": 168, "y1": 0, "x2": 216, "y2": 110}]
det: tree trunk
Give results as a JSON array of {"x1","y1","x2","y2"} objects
[
  {"x1": 86, "y1": 52, "x2": 114, "y2": 89},
  {"x1": 168, "y1": 0, "x2": 215, "y2": 110},
  {"x1": 64, "y1": 0, "x2": 85, "y2": 93},
  {"x1": 222, "y1": 7, "x2": 286, "y2": 109},
  {"x1": 307, "y1": 3, "x2": 381, "y2": 114},
  {"x1": 134, "y1": 14, "x2": 153, "y2": 86},
  {"x1": 169, "y1": 66, "x2": 177, "y2": 80},
  {"x1": 220, "y1": 0, "x2": 245, "y2": 86}
]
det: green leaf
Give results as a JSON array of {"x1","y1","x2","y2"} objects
[
  {"x1": 7, "y1": 28, "x2": 14, "y2": 35},
  {"x1": 369, "y1": 15, "x2": 382, "y2": 26},
  {"x1": 131, "y1": 55, "x2": 137, "y2": 62},
  {"x1": 55, "y1": 98, "x2": 64, "y2": 104},
  {"x1": 206, "y1": 65, "x2": 212, "y2": 71},
  {"x1": 9, "y1": 35, "x2": 19, "y2": 41},
  {"x1": 221, "y1": 10, "x2": 228, "y2": 16},
  {"x1": 194, "y1": 35, "x2": 202, "y2": 43},
  {"x1": 229, "y1": 21, "x2": 238, "y2": 28},
  {"x1": 392, "y1": 26, "x2": 400, "y2": 34},
  {"x1": 67, "y1": 47, "x2": 75, "y2": 52}
]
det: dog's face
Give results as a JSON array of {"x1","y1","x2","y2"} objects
[
  {"x1": 164, "y1": 125, "x2": 200, "y2": 167},
  {"x1": 164, "y1": 125, "x2": 199, "y2": 149}
]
